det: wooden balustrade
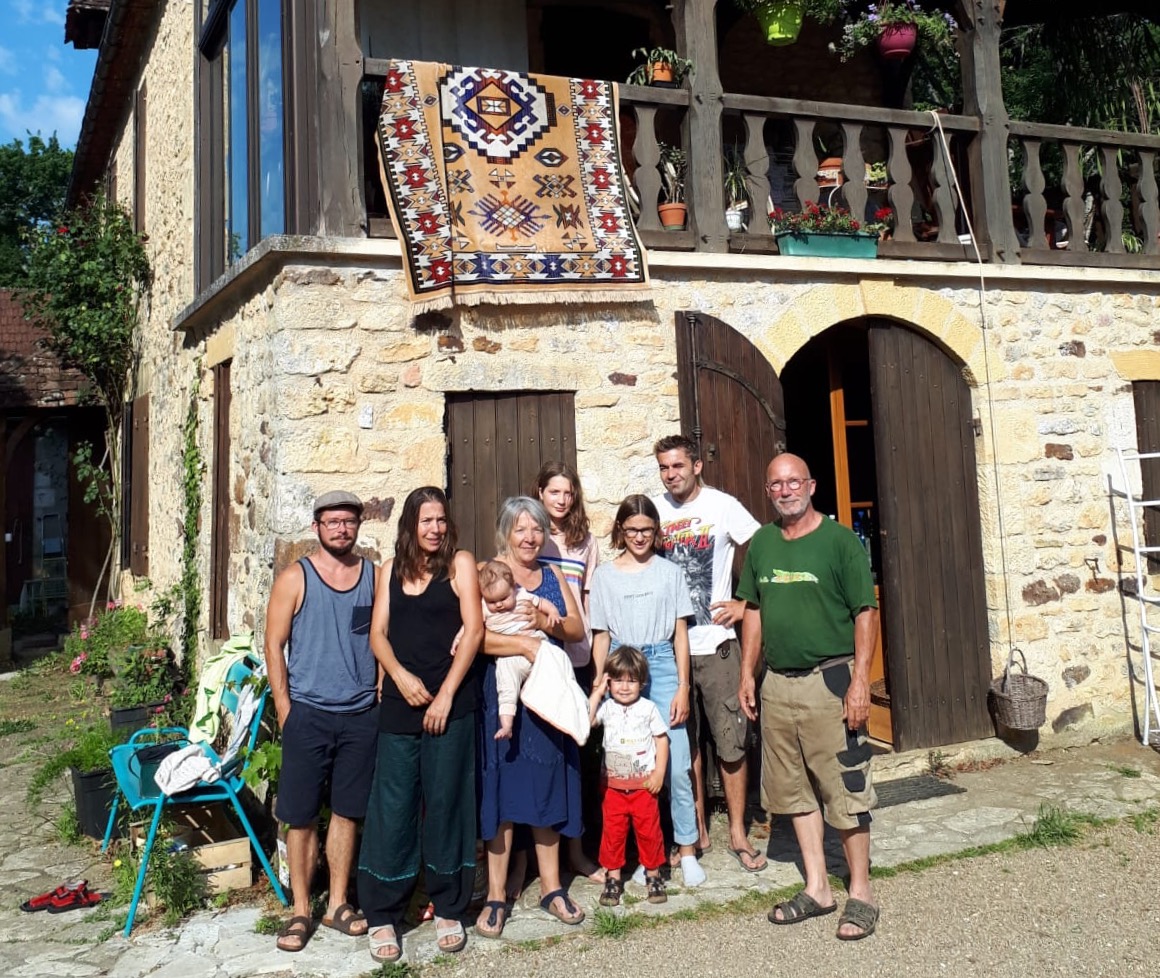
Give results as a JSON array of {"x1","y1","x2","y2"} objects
[
  {"x1": 361, "y1": 59, "x2": 1160, "y2": 269},
  {"x1": 1008, "y1": 121, "x2": 1160, "y2": 267},
  {"x1": 721, "y1": 95, "x2": 983, "y2": 260}
]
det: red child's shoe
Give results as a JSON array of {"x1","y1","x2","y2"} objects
[{"x1": 45, "y1": 886, "x2": 103, "y2": 913}]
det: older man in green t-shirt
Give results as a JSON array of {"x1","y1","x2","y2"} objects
[{"x1": 738, "y1": 453, "x2": 880, "y2": 941}]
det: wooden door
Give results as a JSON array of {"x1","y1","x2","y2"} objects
[
  {"x1": 675, "y1": 311, "x2": 786, "y2": 530},
  {"x1": 869, "y1": 320, "x2": 992, "y2": 750},
  {"x1": 446, "y1": 391, "x2": 577, "y2": 558}
]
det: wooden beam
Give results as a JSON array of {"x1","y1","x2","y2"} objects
[
  {"x1": 315, "y1": 0, "x2": 365, "y2": 236},
  {"x1": 674, "y1": 0, "x2": 728, "y2": 253},
  {"x1": 959, "y1": 1, "x2": 1022, "y2": 263}
]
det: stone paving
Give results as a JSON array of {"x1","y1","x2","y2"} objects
[{"x1": 2, "y1": 733, "x2": 1159, "y2": 978}]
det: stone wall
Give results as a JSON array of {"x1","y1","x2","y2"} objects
[
  {"x1": 104, "y1": 1, "x2": 205, "y2": 643},
  {"x1": 174, "y1": 252, "x2": 1160, "y2": 747}
]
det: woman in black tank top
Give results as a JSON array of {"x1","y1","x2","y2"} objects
[{"x1": 357, "y1": 487, "x2": 483, "y2": 961}]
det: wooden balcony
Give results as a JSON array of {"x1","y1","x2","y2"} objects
[{"x1": 362, "y1": 61, "x2": 1160, "y2": 271}]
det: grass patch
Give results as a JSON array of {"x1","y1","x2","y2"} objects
[
  {"x1": 1128, "y1": 807, "x2": 1158, "y2": 833},
  {"x1": 365, "y1": 963, "x2": 418, "y2": 978},
  {"x1": 0, "y1": 718, "x2": 36, "y2": 736},
  {"x1": 591, "y1": 907, "x2": 631, "y2": 938},
  {"x1": 254, "y1": 913, "x2": 283, "y2": 936},
  {"x1": 55, "y1": 802, "x2": 82, "y2": 846},
  {"x1": 1109, "y1": 764, "x2": 1142, "y2": 779}
]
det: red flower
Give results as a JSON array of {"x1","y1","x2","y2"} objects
[{"x1": 874, "y1": 207, "x2": 893, "y2": 221}]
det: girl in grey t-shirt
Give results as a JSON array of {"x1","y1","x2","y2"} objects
[{"x1": 589, "y1": 494, "x2": 705, "y2": 887}]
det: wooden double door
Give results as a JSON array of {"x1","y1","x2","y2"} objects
[{"x1": 676, "y1": 311, "x2": 992, "y2": 751}]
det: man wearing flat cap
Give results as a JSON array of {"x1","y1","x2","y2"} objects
[{"x1": 264, "y1": 490, "x2": 379, "y2": 951}]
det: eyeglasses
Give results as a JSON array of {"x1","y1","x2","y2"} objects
[
  {"x1": 318, "y1": 518, "x2": 360, "y2": 530},
  {"x1": 622, "y1": 526, "x2": 656, "y2": 538},
  {"x1": 765, "y1": 478, "x2": 811, "y2": 492}
]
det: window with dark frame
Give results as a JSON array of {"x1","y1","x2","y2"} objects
[
  {"x1": 445, "y1": 391, "x2": 578, "y2": 558},
  {"x1": 1133, "y1": 381, "x2": 1160, "y2": 571},
  {"x1": 197, "y1": 0, "x2": 287, "y2": 288},
  {"x1": 210, "y1": 361, "x2": 233, "y2": 640}
]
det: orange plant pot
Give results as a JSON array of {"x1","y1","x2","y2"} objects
[
  {"x1": 658, "y1": 202, "x2": 688, "y2": 229},
  {"x1": 650, "y1": 62, "x2": 674, "y2": 84}
]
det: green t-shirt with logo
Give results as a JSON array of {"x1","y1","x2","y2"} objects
[{"x1": 736, "y1": 516, "x2": 877, "y2": 670}]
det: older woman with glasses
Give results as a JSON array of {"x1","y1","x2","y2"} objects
[
  {"x1": 588, "y1": 494, "x2": 704, "y2": 888},
  {"x1": 476, "y1": 496, "x2": 587, "y2": 938}
]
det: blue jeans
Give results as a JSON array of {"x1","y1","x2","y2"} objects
[{"x1": 613, "y1": 640, "x2": 697, "y2": 846}]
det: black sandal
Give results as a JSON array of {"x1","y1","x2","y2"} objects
[
  {"x1": 599, "y1": 876, "x2": 624, "y2": 907},
  {"x1": 646, "y1": 874, "x2": 667, "y2": 905}
]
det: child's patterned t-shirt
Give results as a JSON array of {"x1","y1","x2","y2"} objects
[{"x1": 596, "y1": 696, "x2": 668, "y2": 789}]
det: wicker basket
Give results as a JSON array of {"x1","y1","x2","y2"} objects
[{"x1": 990, "y1": 649, "x2": 1049, "y2": 730}]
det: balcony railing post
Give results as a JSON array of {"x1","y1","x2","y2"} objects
[
  {"x1": 959, "y1": 0, "x2": 1021, "y2": 263},
  {"x1": 674, "y1": 0, "x2": 728, "y2": 252}
]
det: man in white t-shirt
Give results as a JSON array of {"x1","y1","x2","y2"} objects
[{"x1": 652, "y1": 435, "x2": 767, "y2": 873}]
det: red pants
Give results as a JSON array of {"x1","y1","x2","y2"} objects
[{"x1": 599, "y1": 784, "x2": 665, "y2": 872}]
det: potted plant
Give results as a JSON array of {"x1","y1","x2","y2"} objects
[
  {"x1": 724, "y1": 145, "x2": 750, "y2": 232},
  {"x1": 658, "y1": 143, "x2": 688, "y2": 229},
  {"x1": 768, "y1": 200, "x2": 889, "y2": 257},
  {"x1": 829, "y1": 1, "x2": 958, "y2": 63},
  {"x1": 626, "y1": 46, "x2": 694, "y2": 87},
  {"x1": 109, "y1": 639, "x2": 176, "y2": 736},
  {"x1": 865, "y1": 161, "x2": 889, "y2": 189},
  {"x1": 28, "y1": 724, "x2": 121, "y2": 838},
  {"x1": 732, "y1": 1, "x2": 842, "y2": 47}
]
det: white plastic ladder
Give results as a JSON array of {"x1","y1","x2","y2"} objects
[{"x1": 1111, "y1": 448, "x2": 1160, "y2": 747}]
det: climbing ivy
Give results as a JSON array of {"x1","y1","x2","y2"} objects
[{"x1": 180, "y1": 374, "x2": 204, "y2": 670}]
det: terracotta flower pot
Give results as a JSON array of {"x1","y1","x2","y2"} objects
[
  {"x1": 658, "y1": 202, "x2": 688, "y2": 230},
  {"x1": 650, "y1": 62, "x2": 674, "y2": 84},
  {"x1": 878, "y1": 23, "x2": 919, "y2": 61}
]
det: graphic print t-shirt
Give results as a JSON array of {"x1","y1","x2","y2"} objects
[
  {"x1": 597, "y1": 696, "x2": 668, "y2": 789},
  {"x1": 653, "y1": 487, "x2": 760, "y2": 654}
]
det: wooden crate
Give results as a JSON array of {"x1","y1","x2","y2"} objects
[{"x1": 130, "y1": 803, "x2": 253, "y2": 896}]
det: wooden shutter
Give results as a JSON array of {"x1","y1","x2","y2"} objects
[
  {"x1": 134, "y1": 82, "x2": 147, "y2": 234},
  {"x1": 1133, "y1": 382, "x2": 1160, "y2": 570},
  {"x1": 120, "y1": 404, "x2": 133, "y2": 569},
  {"x1": 446, "y1": 392, "x2": 577, "y2": 558},
  {"x1": 129, "y1": 393, "x2": 150, "y2": 576},
  {"x1": 868, "y1": 321, "x2": 991, "y2": 750},
  {"x1": 210, "y1": 362, "x2": 233, "y2": 639}
]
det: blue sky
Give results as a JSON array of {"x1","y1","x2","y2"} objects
[{"x1": 0, "y1": 0, "x2": 98, "y2": 148}]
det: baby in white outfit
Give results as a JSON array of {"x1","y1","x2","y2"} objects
[{"x1": 478, "y1": 560, "x2": 561, "y2": 740}]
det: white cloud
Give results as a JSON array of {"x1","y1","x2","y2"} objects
[
  {"x1": 45, "y1": 45, "x2": 60, "y2": 63},
  {"x1": 0, "y1": 46, "x2": 15, "y2": 75},
  {"x1": 12, "y1": 1, "x2": 64, "y2": 26},
  {"x1": 0, "y1": 90, "x2": 85, "y2": 143},
  {"x1": 43, "y1": 65, "x2": 66, "y2": 93}
]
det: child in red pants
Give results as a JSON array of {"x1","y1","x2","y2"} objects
[{"x1": 588, "y1": 645, "x2": 670, "y2": 906}]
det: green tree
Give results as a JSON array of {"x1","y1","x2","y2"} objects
[{"x1": 0, "y1": 134, "x2": 74, "y2": 287}]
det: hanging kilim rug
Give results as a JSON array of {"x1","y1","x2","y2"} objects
[{"x1": 377, "y1": 59, "x2": 650, "y2": 312}]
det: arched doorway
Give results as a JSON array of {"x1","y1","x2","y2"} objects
[
  {"x1": 676, "y1": 310, "x2": 992, "y2": 752},
  {"x1": 781, "y1": 318, "x2": 992, "y2": 751}
]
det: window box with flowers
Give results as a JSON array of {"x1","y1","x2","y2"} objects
[
  {"x1": 830, "y1": 1, "x2": 958, "y2": 63},
  {"x1": 769, "y1": 201, "x2": 890, "y2": 257}
]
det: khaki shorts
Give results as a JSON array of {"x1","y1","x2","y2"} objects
[
  {"x1": 687, "y1": 639, "x2": 749, "y2": 765},
  {"x1": 759, "y1": 662, "x2": 876, "y2": 831}
]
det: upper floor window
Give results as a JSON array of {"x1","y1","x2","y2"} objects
[{"x1": 200, "y1": 0, "x2": 286, "y2": 278}]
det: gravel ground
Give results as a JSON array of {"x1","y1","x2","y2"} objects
[{"x1": 454, "y1": 821, "x2": 1160, "y2": 978}]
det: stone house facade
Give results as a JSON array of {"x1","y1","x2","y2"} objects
[{"x1": 65, "y1": 0, "x2": 1160, "y2": 754}]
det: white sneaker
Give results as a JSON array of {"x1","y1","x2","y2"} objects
[
  {"x1": 631, "y1": 864, "x2": 647, "y2": 886},
  {"x1": 681, "y1": 855, "x2": 706, "y2": 887}
]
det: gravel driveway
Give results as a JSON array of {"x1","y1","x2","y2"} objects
[{"x1": 457, "y1": 820, "x2": 1159, "y2": 978}]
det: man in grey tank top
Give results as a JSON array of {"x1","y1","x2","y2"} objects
[{"x1": 264, "y1": 490, "x2": 379, "y2": 952}]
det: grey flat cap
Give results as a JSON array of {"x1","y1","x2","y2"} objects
[{"x1": 313, "y1": 490, "x2": 364, "y2": 517}]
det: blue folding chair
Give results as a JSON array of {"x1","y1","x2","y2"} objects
[{"x1": 102, "y1": 654, "x2": 288, "y2": 935}]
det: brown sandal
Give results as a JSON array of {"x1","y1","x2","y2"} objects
[
  {"x1": 321, "y1": 902, "x2": 367, "y2": 936},
  {"x1": 276, "y1": 915, "x2": 315, "y2": 952}
]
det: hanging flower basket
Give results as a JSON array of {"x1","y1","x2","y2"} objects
[
  {"x1": 753, "y1": 1, "x2": 805, "y2": 46},
  {"x1": 877, "y1": 23, "x2": 918, "y2": 61},
  {"x1": 990, "y1": 649, "x2": 1049, "y2": 731}
]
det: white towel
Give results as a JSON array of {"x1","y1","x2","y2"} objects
[
  {"x1": 153, "y1": 744, "x2": 221, "y2": 795},
  {"x1": 519, "y1": 641, "x2": 591, "y2": 746}
]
